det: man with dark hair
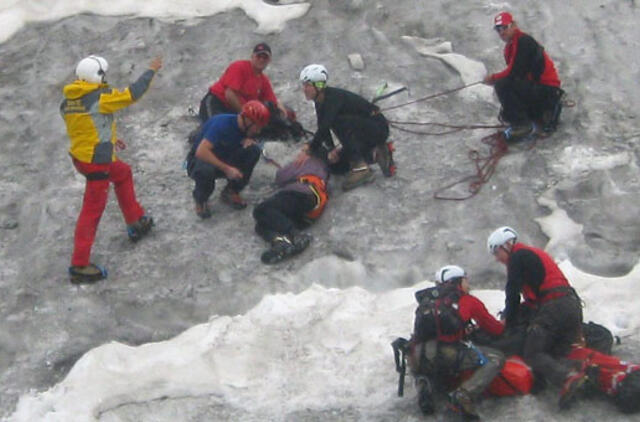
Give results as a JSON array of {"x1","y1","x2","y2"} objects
[
  {"x1": 483, "y1": 12, "x2": 564, "y2": 141},
  {"x1": 198, "y1": 42, "x2": 287, "y2": 122}
]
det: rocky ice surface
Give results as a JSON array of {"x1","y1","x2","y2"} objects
[{"x1": 1, "y1": 0, "x2": 640, "y2": 420}]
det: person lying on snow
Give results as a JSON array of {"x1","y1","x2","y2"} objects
[
  {"x1": 253, "y1": 150, "x2": 329, "y2": 264},
  {"x1": 406, "y1": 265, "x2": 505, "y2": 420}
]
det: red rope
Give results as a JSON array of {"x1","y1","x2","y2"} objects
[{"x1": 433, "y1": 132, "x2": 509, "y2": 200}]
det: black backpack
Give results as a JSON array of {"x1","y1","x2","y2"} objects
[
  {"x1": 582, "y1": 321, "x2": 619, "y2": 355},
  {"x1": 413, "y1": 284, "x2": 465, "y2": 343}
]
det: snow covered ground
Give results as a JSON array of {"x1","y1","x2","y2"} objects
[{"x1": 1, "y1": 0, "x2": 640, "y2": 421}]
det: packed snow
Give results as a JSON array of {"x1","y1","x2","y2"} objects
[{"x1": 1, "y1": 0, "x2": 640, "y2": 421}]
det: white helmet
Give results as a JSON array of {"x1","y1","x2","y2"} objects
[
  {"x1": 300, "y1": 64, "x2": 328, "y2": 86},
  {"x1": 75, "y1": 55, "x2": 108, "y2": 84},
  {"x1": 487, "y1": 226, "x2": 518, "y2": 254},
  {"x1": 435, "y1": 265, "x2": 466, "y2": 284}
]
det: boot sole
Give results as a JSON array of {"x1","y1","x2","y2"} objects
[{"x1": 69, "y1": 268, "x2": 107, "y2": 284}]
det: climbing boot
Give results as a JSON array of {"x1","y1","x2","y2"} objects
[
  {"x1": 291, "y1": 231, "x2": 312, "y2": 253},
  {"x1": 447, "y1": 389, "x2": 479, "y2": 420},
  {"x1": 127, "y1": 215, "x2": 154, "y2": 242},
  {"x1": 69, "y1": 263, "x2": 107, "y2": 284},
  {"x1": 261, "y1": 232, "x2": 312, "y2": 264},
  {"x1": 374, "y1": 141, "x2": 396, "y2": 177},
  {"x1": 503, "y1": 122, "x2": 536, "y2": 143},
  {"x1": 261, "y1": 236, "x2": 297, "y2": 264},
  {"x1": 194, "y1": 200, "x2": 212, "y2": 219},
  {"x1": 342, "y1": 162, "x2": 375, "y2": 191},
  {"x1": 221, "y1": 185, "x2": 247, "y2": 210}
]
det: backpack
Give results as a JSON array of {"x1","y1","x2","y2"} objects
[
  {"x1": 582, "y1": 321, "x2": 618, "y2": 355},
  {"x1": 260, "y1": 101, "x2": 305, "y2": 142},
  {"x1": 413, "y1": 284, "x2": 465, "y2": 343}
]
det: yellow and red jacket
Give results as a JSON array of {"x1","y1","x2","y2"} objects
[{"x1": 60, "y1": 69, "x2": 156, "y2": 164}]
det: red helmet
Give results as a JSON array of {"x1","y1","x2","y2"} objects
[{"x1": 241, "y1": 100, "x2": 270, "y2": 128}]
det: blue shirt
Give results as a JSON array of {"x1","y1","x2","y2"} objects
[{"x1": 193, "y1": 114, "x2": 245, "y2": 161}]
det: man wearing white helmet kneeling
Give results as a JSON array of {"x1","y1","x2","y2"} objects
[
  {"x1": 408, "y1": 265, "x2": 505, "y2": 419},
  {"x1": 61, "y1": 55, "x2": 162, "y2": 284},
  {"x1": 487, "y1": 226, "x2": 590, "y2": 409},
  {"x1": 296, "y1": 64, "x2": 395, "y2": 191}
]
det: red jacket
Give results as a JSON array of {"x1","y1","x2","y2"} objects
[
  {"x1": 458, "y1": 294, "x2": 505, "y2": 336},
  {"x1": 489, "y1": 29, "x2": 560, "y2": 87},
  {"x1": 512, "y1": 243, "x2": 571, "y2": 305},
  {"x1": 209, "y1": 60, "x2": 278, "y2": 109},
  {"x1": 439, "y1": 289, "x2": 505, "y2": 343}
]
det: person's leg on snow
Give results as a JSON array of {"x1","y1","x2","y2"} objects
[
  {"x1": 407, "y1": 340, "x2": 440, "y2": 415},
  {"x1": 189, "y1": 159, "x2": 217, "y2": 218},
  {"x1": 522, "y1": 294, "x2": 586, "y2": 409},
  {"x1": 415, "y1": 375, "x2": 436, "y2": 415},
  {"x1": 220, "y1": 144, "x2": 261, "y2": 209},
  {"x1": 494, "y1": 78, "x2": 537, "y2": 142},
  {"x1": 332, "y1": 115, "x2": 378, "y2": 190},
  {"x1": 69, "y1": 160, "x2": 111, "y2": 283},
  {"x1": 253, "y1": 191, "x2": 315, "y2": 264},
  {"x1": 437, "y1": 342, "x2": 504, "y2": 419},
  {"x1": 538, "y1": 86, "x2": 564, "y2": 133},
  {"x1": 366, "y1": 114, "x2": 396, "y2": 177},
  {"x1": 107, "y1": 160, "x2": 152, "y2": 242}
]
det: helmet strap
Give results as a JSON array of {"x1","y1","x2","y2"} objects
[{"x1": 499, "y1": 242, "x2": 512, "y2": 255}]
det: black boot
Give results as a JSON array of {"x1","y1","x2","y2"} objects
[
  {"x1": 261, "y1": 232, "x2": 312, "y2": 264},
  {"x1": 69, "y1": 263, "x2": 107, "y2": 284},
  {"x1": 127, "y1": 215, "x2": 154, "y2": 242}
]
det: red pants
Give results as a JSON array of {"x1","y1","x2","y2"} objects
[
  {"x1": 567, "y1": 346, "x2": 640, "y2": 395},
  {"x1": 71, "y1": 159, "x2": 145, "y2": 266}
]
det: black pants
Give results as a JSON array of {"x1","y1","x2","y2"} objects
[
  {"x1": 522, "y1": 292, "x2": 583, "y2": 386},
  {"x1": 494, "y1": 78, "x2": 561, "y2": 125},
  {"x1": 253, "y1": 191, "x2": 316, "y2": 242},
  {"x1": 198, "y1": 93, "x2": 288, "y2": 140},
  {"x1": 188, "y1": 145, "x2": 260, "y2": 204},
  {"x1": 198, "y1": 92, "x2": 233, "y2": 123},
  {"x1": 332, "y1": 113, "x2": 389, "y2": 164}
]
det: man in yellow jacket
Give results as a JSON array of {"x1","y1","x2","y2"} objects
[{"x1": 60, "y1": 55, "x2": 162, "y2": 283}]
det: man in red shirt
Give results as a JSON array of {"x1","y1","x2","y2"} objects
[
  {"x1": 198, "y1": 42, "x2": 286, "y2": 123},
  {"x1": 483, "y1": 12, "x2": 564, "y2": 141},
  {"x1": 409, "y1": 265, "x2": 505, "y2": 419}
]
